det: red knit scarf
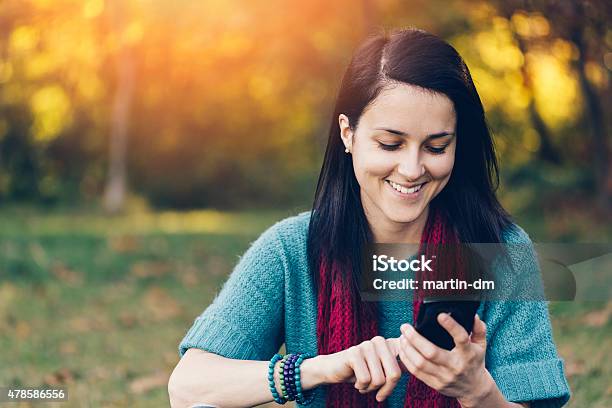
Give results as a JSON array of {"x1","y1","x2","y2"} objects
[{"x1": 316, "y1": 207, "x2": 463, "y2": 408}]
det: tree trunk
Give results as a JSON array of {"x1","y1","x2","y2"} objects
[
  {"x1": 103, "y1": 2, "x2": 135, "y2": 214},
  {"x1": 570, "y1": 18, "x2": 610, "y2": 210},
  {"x1": 508, "y1": 19, "x2": 561, "y2": 164},
  {"x1": 103, "y1": 49, "x2": 134, "y2": 213}
]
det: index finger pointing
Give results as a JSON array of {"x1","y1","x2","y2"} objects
[{"x1": 437, "y1": 313, "x2": 470, "y2": 349}]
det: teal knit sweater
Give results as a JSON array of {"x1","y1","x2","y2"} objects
[{"x1": 179, "y1": 211, "x2": 571, "y2": 407}]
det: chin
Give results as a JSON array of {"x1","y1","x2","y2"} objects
[{"x1": 384, "y1": 208, "x2": 423, "y2": 224}]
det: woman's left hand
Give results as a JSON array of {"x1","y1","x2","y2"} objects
[{"x1": 397, "y1": 313, "x2": 493, "y2": 407}]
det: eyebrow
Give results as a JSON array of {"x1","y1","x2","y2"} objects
[{"x1": 375, "y1": 128, "x2": 455, "y2": 140}]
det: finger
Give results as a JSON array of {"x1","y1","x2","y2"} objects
[
  {"x1": 400, "y1": 323, "x2": 450, "y2": 366},
  {"x1": 385, "y1": 337, "x2": 400, "y2": 356},
  {"x1": 361, "y1": 340, "x2": 386, "y2": 393},
  {"x1": 372, "y1": 337, "x2": 402, "y2": 402},
  {"x1": 389, "y1": 334, "x2": 413, "y2": 372},
  {"x1": 398, "y1": 334, "x2": 439, "y2": 377},
  {"x1": 470, "y1": 314, "x2": 487, "y2": 346},
  {"x1": 437, "y1": 312, "x2": 470, "y2": 350},
  {"x1": 386, "y1": 337, "x2": 409, "y2": 373},
  {"x1": 397, "y1": 335, "x2": 440, "y2": 388},
  {"x1": 347, "y1": 346, "x2": 371, "y2": 391}
]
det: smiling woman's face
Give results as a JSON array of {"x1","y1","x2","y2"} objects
[{"x1": 340, "y1": 83, "x2": 457, "y2": 235}]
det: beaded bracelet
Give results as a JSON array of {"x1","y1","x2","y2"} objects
[
  {"x1": 267, "y1": 353, "x2": 286, "y2": 404},
  {"x1": 268, "y1": 352, "x2": 315, "y2": 405},
  {"x1": 294, "y1": 353, "x2": 315, "y2": 404},
  {"x1": 278, "y1": 354, "x2": 292, "y2": 401},
  {"x1": 283, "y1": 353, "x2": 299, "y2": 401}
]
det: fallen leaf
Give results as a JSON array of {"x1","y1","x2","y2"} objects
[
  {"x1": 51, "y1": 262, "x2": 83, "y2": 285},
  {"x1": 130, "y1": 261, "x2": 172, "y2": 278},
  {"x1": 108, "y1": 235, "x2": 140, "y2": 253},
  {"x1": 144, "y1": 287, "x2": 182, "y2": 321},
  {"x1": 69, "y1": 315, "x2": 111, "y2": 332},
  {"x1": 15, "y1": 321, "x2": 31, "y2": 339},
  {"x1": 129, "y1": 371, "x2": 169, "y2": 395},
  {"x1": 59, "y1": 340, "x2": 78, "y2": 356},
  {"x1": 89, "y1": 367, "x2": 112, "y2": 381},
  {"x1": 118, "y1": 312, "x2": 140, "y2": 328},
  {"x1": 44, "y1": 368, "x2": 77, "y2": 385},
  {"x1": 564, "y1": 358, "x2": 586, "y2": 378},
  {"x1": 584, "y1": 302, "x2": 612, "y2": 328},
  {"x1": 180, "y1": 265, "x2": 199, "y2": 286}
]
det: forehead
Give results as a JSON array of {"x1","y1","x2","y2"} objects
[{"x1": 359, "y1": 83, "x2": 456, "y2": 135}]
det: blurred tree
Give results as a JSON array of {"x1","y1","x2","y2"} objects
[
  {"x1": 103, "y1": 0, "x2": 137, "y2": 213},
  {"x1": 492, "y1": 0, "x2": 610, "y2": 208},
  {"x1": 498, "y1": 4, "x2": 562, "y2": 164},
  {"x1": 544, "y1": 0, "x2": 611, "y2": 209}
]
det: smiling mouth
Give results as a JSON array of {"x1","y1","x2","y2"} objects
[{"x1": 385, "y1": 180, "x2": 427, "y2": 194}]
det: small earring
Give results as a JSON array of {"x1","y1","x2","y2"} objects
[{"x1": 345, "y1": 148, "x2": 350, "y2": 154}]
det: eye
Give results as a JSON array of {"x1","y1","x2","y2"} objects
[
  {"x1": 426, "y1": 145, "x2": 448, "y2": 154},
  {"x1": 378, "y1": 142, "x2": 401, "y2": 151}
]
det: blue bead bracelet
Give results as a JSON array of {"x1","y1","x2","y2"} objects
[
  {"x1": 294, "y1": 353, "x2": 315, "y2": 404},
  {"x1": 268, "y1": 353, "x2": 286, "y2": 404}
]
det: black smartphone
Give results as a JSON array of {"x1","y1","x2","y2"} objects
[{"x1": 415, "y1": 298, "x2": 480, "y2": 350}]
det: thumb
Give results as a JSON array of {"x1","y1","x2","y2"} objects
[{"x1": 470, "y1": 314, "x2": 487, "y2": 345}]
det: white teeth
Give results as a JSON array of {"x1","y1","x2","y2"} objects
[{"x1": 388, "y1": 180, "x2": 423, "y2": 194}]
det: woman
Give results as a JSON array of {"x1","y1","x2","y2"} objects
[{"x1": 168, "y1": 28, "x2": 571, "y2": 408}]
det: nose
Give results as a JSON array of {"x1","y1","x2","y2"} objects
[{"x1": 396, "y1": 148, "x2": 425, "y2": 181}]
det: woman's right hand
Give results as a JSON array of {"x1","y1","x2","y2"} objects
[{"x1": 318, "y1": 336, "x2": 405, "y2": 402}]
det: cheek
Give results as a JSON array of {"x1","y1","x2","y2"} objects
[
  {"x1": 426, "y1": 152, "x2": 455, "y2": 180},
  {"x1": 353, "y1": 149, "x2": 394, "y2": 180}
]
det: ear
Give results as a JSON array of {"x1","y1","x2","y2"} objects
[{"x1": 338, "y1": 114, "x2": 354, "y2": 153}]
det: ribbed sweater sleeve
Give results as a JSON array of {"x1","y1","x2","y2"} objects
[
  {"x1": 484, "y1": 224, "x2": 571, "y2": 407},
  {"x1": 178, "y1": 221, "x2": 287, "y2": 361}
]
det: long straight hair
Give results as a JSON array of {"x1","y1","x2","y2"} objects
[{"x1": 307, "y1": 28, "x2": 513, "y2": 294}]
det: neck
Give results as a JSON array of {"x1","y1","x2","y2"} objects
[{"x1": 367, "y1": 205, "x2": 430, "y2": 244}]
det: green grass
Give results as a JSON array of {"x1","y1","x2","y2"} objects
[
  {"x1": 0, "y1": 208, "x2": 609, "y2": 407},
  {"x1": 0, "y1": 208, "x2": 289, "y2": 407}
]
